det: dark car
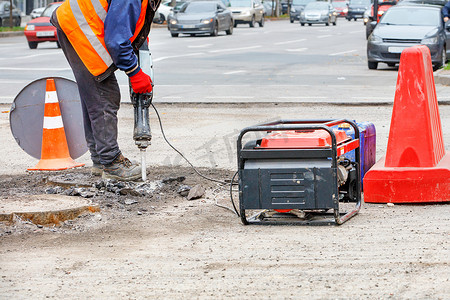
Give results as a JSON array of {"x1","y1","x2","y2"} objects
[
  {"x1": 300, "y1": 1, "x2": 338, "y2": 26},
  {"x1": 168, "y1": 0, "x2": 234, "y2": 37},
  {"x1": 367, "y1": 5, "x2": 449, "y2": 70},
  {"x1": 289, "y1": 0, "x2": 315, "y2": 23},
  {"x1": 24, "y1": 2, "x2": 62, "y2": 49},
  {"x1": 346, "y1": 0, "x2": 371, "y2": 20},
  {"x1": 0, "y1": 1, "x2": 21, "y2": 27}
]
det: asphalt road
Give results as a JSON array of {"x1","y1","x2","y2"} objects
[{"x1": 1, "y1": 19, "x2": 450, "y2": 104}]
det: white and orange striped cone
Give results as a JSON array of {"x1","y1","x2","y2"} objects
[{"x1": 28, "y1": 78, "x2": 85, "y2": 171}]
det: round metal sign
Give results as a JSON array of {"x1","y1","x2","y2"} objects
[{"x1": 10, "y1": 77, "x2": 88, "y2": 160}]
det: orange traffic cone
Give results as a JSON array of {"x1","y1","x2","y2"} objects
[
  {"x1": 363, "y1": 45, "x2": 450, "y2": 203},
  {"x1": 28, "y1": 78, "x2": 85, "y2": 171}
]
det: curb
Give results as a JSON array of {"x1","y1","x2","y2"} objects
[
  {"x1": 435, "y1": 68, "x2": 450, "y2": 86},
  {"x1": 0, "y1": 31, "x2": 24, "y2": 38}
]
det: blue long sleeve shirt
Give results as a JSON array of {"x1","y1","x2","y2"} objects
[
  {"x1": 443, "y1": 2, "x2": 450, "y2": 18},
  {"x1": 104, "y1": 0, "x2": 143, "y2": 76}
]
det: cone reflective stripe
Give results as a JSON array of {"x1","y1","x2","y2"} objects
[{"x1": 28, "y1": 79, "x2": 85, "y2": 171}]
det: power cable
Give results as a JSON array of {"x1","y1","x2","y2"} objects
[{"x1": 151, "y1": 103, "x2": 240, "y2": 216}]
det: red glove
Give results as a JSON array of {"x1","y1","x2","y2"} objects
[{"x1": 130, "y1": 69, "x2": 153, "y2": 94}]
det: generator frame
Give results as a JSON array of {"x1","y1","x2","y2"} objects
[{"x1": 237, "y1": 119, "x2": 362, "y2": 226}]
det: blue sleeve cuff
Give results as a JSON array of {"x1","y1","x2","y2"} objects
[{"x1": 127, "y1": 65, "x2": 141, "y2": 77}]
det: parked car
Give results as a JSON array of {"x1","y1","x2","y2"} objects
[
  {"x1": 367, "y1": 5, "x2": 449, "y2": 70},
  {"x1": 167, "y1": 0, "x2": 234, "y2": 37},
  {"x1": 365, "y1": 0, "x2": 397, "y2": 38},
  {"x1": 0, "y1": 1, "x2": 21, "y2": 27},
  {"x1": 332, "y1": 0, "x2": 349, "y2": 17},
  {"x1": 153, "y1": 0, "x2": 187, "y2": 24},
  {"x1": 229, "y1": 0, "x2": 265, "y2": 27},
  {"x1": 300, "y1": 1, "x2": 338, "y2": 26},
  {"x1": 24, "y1": 2, "x2": 62, "y2": 49},
  {"x1": 262, "y1": 0, "x2": 276, "y2": 16},
  {"x1": 30, "y1": 7, "x2": 45, "y2": 19},
  {"x1": 289, "y1": 0, "x2": 315, "y2": 23},
  {"x1": 346, "y1": 0, "x2": 371, "y2": 21}
]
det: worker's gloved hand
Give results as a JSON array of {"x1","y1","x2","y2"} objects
[{"x1": 130, "y1": 69, "x2": 153, "y2": 94}]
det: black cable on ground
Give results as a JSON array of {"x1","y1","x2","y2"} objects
[
  {"x1": 151, "y1": 103, "x2": 229, "y2": 185},
  {"x1": 151, "y1": 103, "x2": 240, "y2": 216}
]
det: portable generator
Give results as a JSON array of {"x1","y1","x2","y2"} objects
[{"x1": 237, "y1": 119, "x2": 362, "y2": 225}]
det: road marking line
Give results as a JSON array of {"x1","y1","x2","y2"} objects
[
  {"x1": 278, "y1": 96, "x2": 327, "y2": 99},
  {"x1": 274, "y1": 39, "x2": 306, "y2": 45},
  {"x1": 286, "y1": 48, "x2": 307, "y2": 52},
  {"x1": 0, "y1": 67, "x2": 71, "y2": 71},
  {"x1": 0, "y1": 80, "x2": 28, "y2": 84},
  {"x1": 153, "y1": 52, "x2": 204, "y2": 62},
  {"x1": 329, "y1": 49, "x2": 357, "y2": 56},
  {"x1": 317, "y1": 35, "x2": 332, "y2": 38},
  {"x1": 209, "y1": 45, "x2": 261, "y2": 53},
  {"x1": 205, "y1": 96, "x2": 255, "y2": 99},
  {"x1": 0, "y1": 52, "x2": 60, "y2": 60},
  {"x1": 224, "y1": 70, "x2": 246, "y2": 75},
  {"x1": 188, "y1": 44, "x2": 213, "y2": 48}
]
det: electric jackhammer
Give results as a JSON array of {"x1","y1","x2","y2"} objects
[{"x1": 131, "y1": 40, "x2": 153, "y2": 181}]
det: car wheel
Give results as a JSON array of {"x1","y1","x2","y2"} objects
[
  {"x1": 368, "y1": 61, "x2": 378, "y2": 70},
  {"x1": 325, "y1": 19, "x2": 329, "y2": 26},
  {"x1": 15, "y1": 17, "x2": 21, "y2": 27},
  {"x1": 354, "y1": 18, "x2": 357, "y2": 21},
  {"x1": 347, "y1": 17, "x2": 351, "y2": 21},
  {"x1": 211, "y1": 21, "x2": 218, "y2": 36},
  {"x1": 290, "y1": 19, "x2": 294, "y2": 23},
  {"x1": 159, "y1": 14, "x2": 166, "y2": 24},
  {"x1": 333, "y1": 19, "x2": 336, "y2": 26},
  {"x1": 301, "y1": 23, "x2": 305, "y2": 26},
  {"x1": 434, "y1": 47, "x2": 447, "y2": 71},
  {"x1": 0, "y1": 18, "x2": 3, "y2": 27},
  {"x1": 308, "y1": 23, "x2": 312, "y2": 26},
  {"x1": 387, "y1": 63, "x2": 395, "y2": 67},
  {"x1": 28, "y1": 41, "x2": 38, "y2": 49},
  {"x1": 233, "y1": 20, "x2": 237, "y2": 27},
  {"x1": 170, "y1": 32, "x2": 179, "y2": 37},
  {"x1": 249, "y1": 16, "x2": 255, "y2": 27},
  {"x1": 226, "y1": 20, "x2": 233, "y2": 35},
  {"x1": 259, "y1": 15, "x2": 264, "y2": 27}
]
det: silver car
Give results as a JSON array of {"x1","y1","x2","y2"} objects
[
  {"x1": 367, "y1": 5, "x2": 449, "y2": 70},
  {"x1": 228, "y1": 0, "x2": 265, "y2": 27},
  {"x1": 168, "y1": 0, "x2": 234, "y2": 37},
  {"x1": 300, "y1": 1, "x2": 338, "y2": 26}
]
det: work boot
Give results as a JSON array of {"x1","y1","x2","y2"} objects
[
  {"x1": 91, "y1": 162, "x2": 103, "y2": 176},
  {"x1": 102, "y1": 154, "x2": 142, "y2": 181}
]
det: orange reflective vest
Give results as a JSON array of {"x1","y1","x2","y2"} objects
[{"x1": 56, "y1": 0, "x2": 148, "y2": 76}]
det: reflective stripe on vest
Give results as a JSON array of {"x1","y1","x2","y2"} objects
[{"x1": 57, "y1": 0, "x2": 148, "y2": 76}]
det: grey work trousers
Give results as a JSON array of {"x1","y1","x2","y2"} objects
[{"x1": 54, "y1": 23, "x2": 122, "y2": 165}]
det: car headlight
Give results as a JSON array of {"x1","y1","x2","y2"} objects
[
  {"x1": 291, "y1": 8, "x2": 296, "y2": 13},
  {"x1": 25, "y1": 24, "x2": 35, "y2": 31},
  {"x1": 201, "y1": 18, "x2": 213, "y2": 24},
  {"x1": 343, "y1": 8, "x2": 348, "y2": 13},
  {"x1": 368, "y1": 33, "x2": 382, "y2": 42},
  {"x1": 300, "y1": 12, "x2": 305, "y2": 16},
  {"x1": 241, "y1": 11, "x2": 251, "y2": 16},
  {"x1": 170, "y1": 19, "x2": 177, "y2": 25},
  {"x1": 422, "y1": 36, "x2": 438, "y2": 44}
]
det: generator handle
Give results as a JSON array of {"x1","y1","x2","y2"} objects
[{"x1": 237, "y1": 119, "x2": 360, "y2": 152}]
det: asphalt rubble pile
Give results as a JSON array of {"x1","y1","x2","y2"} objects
[{"x1": 43, "y1": 173, "x2": 206, "y2": 200}]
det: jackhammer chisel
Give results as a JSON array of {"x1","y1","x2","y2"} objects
[{"x1": 130, "y1": 40, "x2": 153, "y2": 181}]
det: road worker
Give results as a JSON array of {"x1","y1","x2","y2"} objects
[{"x1": 51, "y1": 0, "x2": 160, "y2": 181}]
